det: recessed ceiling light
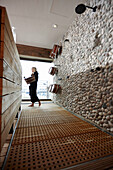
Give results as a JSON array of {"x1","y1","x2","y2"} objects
[{"x1": 52, "y1": 24, "x2": 58, "y2": 28}]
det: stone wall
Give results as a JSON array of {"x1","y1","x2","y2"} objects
[{"x1": 53, "y1": 0, "x2": 113, "y2": 133}]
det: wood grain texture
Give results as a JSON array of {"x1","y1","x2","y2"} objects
[
  {"x1": 16, "y1": 44, "x2": 52, "y2": 59},
  {"x1": 0, "y1": 59, "x2": 3, "y2": 97},
  {"x1": 3, "y1": 27, "x2": 22, "y2": 75},
  {"x1": 2, "y1": 91, "x2": 21, "y2": 114},
  {"x1": 0, "y1": 6, "x2": 22, "y2": 151},
  {"x1": 3, "y1": 43, "x2": 21, "y2": 77},
  {"x1": 2, "y1": 78, "x2": 21, "y2": 95},
  {"x1": 0, "y1": 6, "x2": 5, "y2": 24},
  {"x1": 1, "y1": 100, "x2": 21, "y2": 148},
  {"x1": 0, "y1": 41, "x2": 4, "y2": 59},
  {"x1": 0, "y1": 23, "x2": 4, "y2": 42},
  {"x1": 1, "y1": 96, "x2": 21, "y2": 133},
  {"x1": 0, "y1": 7, "x2": 4, "y2": 151},
  {"x1": 0, "y1": 60, "x2": 21, "y2": 83}
]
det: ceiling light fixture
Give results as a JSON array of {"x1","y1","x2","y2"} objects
[
  {"x1": 53, "y1": 24, "x2": 58, "y2": 28},
  {"x1": 75, "y1": 4, "x2": 97, "y2": 14}
]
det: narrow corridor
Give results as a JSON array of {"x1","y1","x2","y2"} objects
[{"x1": 4, "y1": 102, "x2": 113, "y2": 170}]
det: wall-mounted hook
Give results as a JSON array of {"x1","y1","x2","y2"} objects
[
  {"x1": 58, "y1": 78, "x2": 62, "y2": 80},
  {"x1": 55, "y1": 65, "x2": 60, "y2": 67}
]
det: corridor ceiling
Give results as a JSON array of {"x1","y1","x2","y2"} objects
[{"x1": 0, "y1": 0, "x2": 86, "y2": 49}]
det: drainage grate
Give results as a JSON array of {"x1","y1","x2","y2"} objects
[
  {"x1": 12, "y1": 123, "x2": 99, "y2": 145},
  {"x1": 4, "y1": 104, "x2": 113, "y2": 170},
  {"x1": 5, "y1": 134, "x2": 113, "y2": 170},
  {"x1": 17, "y1": 117, "x2": 80, "y2": 127},
  {"x1": 17, "y1": 111, "x2": 81, "y2": 128},
  {"x1": 20, "y1": 110, "x2": 71, "y2": 118}
]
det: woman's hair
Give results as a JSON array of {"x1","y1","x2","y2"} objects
[{"x1": 32, "y1": 67, "x2": 37, "y2": 71}]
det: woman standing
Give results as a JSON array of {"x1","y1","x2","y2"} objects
[{"x1": 29, "y1": 67, "x2": 41, "y2": 107}]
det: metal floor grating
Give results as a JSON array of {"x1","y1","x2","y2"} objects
[{"x1": 4, "y1": 103, "x2": 113, "y2": 170}]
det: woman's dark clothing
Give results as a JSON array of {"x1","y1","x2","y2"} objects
[{"x1": 29, "y1": 71, "x2": 40, "y2": 103}]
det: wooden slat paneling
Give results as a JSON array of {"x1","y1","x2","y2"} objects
[
  {"x1": 0, "y1": 23, "x2": 4, "y2": 43},
  {"x1": 2, "y1": 91, "x2": 21, "y2": 114},
  {"x1": 2, "y1": 78, "x2": 21, "y2": 96},
  {"x1": 0, "y1": 6, "x2": 22, "y2": 151},
  {"x1": 0, "y1": 59, "x2": 3, "y2": 97},
  {"x1": 3, "y1": 26, "x2": 22, "y2": 75},
  {"x1": 1, "y1": 99, "x2": 21, "y2": 148},
  {"x1": 0, "y1": 6, "x2": 5, "y2": 24},
  {"x1": 1, "y1": 96, "x2": 21, "y2": 133},
  {"x1": 0, "y1": 41, "x2": 4, "y2": 59},
  {"x1": 0, "y1": 60, "x2": 21, "y2": 83}
]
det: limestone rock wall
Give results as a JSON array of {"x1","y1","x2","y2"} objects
[{"x1": 53, "y1": 0, "x2": 113, "y2": 133}]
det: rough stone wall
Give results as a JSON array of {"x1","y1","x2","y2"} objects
[{"x1": 53, "y1": 0, "x2": 113, "y2": 133}]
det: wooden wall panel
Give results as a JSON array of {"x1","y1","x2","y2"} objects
[
  {"x1": 0, "y1": 6, "x2": 22, "y2": 151},
  {"x1": 0, "y1": 60, "x2": 21, "y2": 84},
  {"x1": 3, "y1": 25, "x2": 22, "y2": 76},
  {"x1": 1, "y1": 96, "x2": 21, "y2": 133},
  {"x1": 0, "y1": 60, "x2": 3, "y2": 97},
  {"x1": 1, "y1": 99, "x2": 21, "y2": 148},
  {"x1": 0, "y1": 23, "x2": 4, "y2": 43},
  {"x1": 2, "y1": 79, "x2": 21, "y2": 95},
  {"x1": 0, "y1": 42, "x2": 4, "y2": 59},
  {"x1": 0, "y1": 8, "x2": 3, "y2": 151},
  {"x1": 2, "y1": 91, "x2": 21, "y2": 117},
  {"x1": 0, "y1": 6, "x2": 5, "y2": 24}
]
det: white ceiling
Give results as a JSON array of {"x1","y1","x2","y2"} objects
[{"x1": 0, "y1": 0, "x2": 86, "y2": 49}]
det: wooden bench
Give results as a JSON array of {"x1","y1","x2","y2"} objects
[{"x1": 0, "y1": 6, "x2": 22, "y2": 152}]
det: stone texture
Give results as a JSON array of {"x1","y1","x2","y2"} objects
[{"x1": 53, "y1": 0, "x2": 113, "y2": 133}]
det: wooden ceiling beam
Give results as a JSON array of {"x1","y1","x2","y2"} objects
[{"x1": 16, "y1": 44, "x2": 52, "y2": 60}]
